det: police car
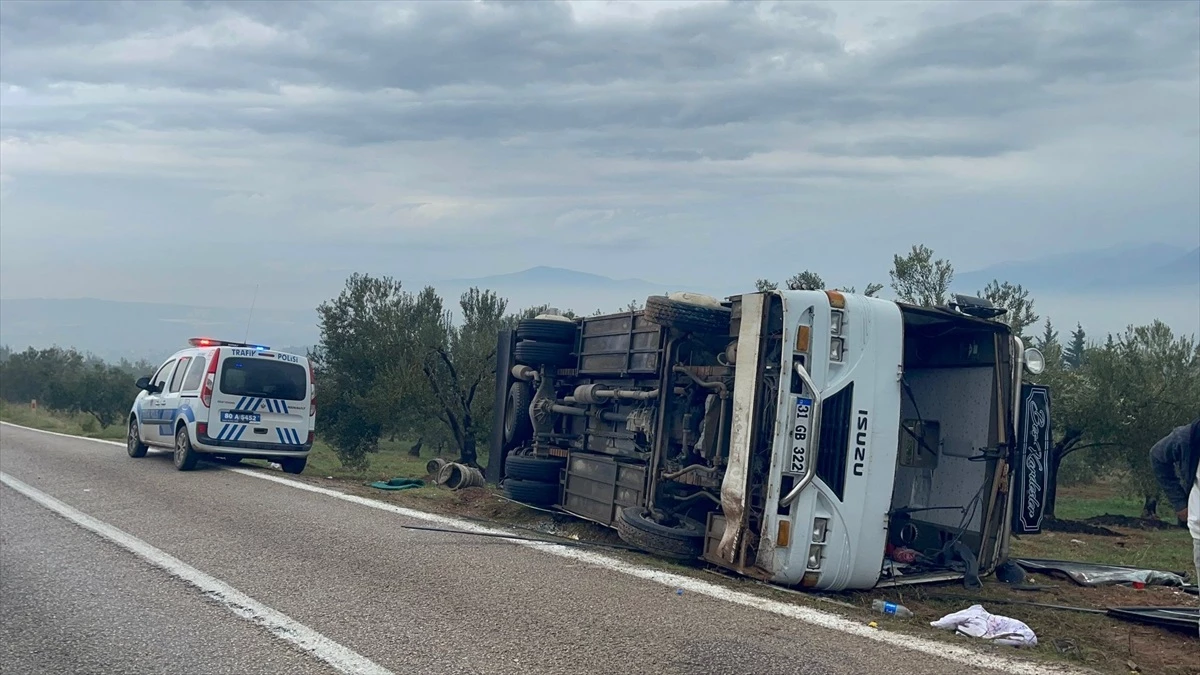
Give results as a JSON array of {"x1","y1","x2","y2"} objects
[{"x1": 127, "y1": 338, "x2": 316, "y2": 473}]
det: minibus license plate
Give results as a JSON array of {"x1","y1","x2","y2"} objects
[
  {"x1": 787, "y1": 397, "x2": 813, "y2": 475},
  {"x1": 221, "y1": 412, "x2": 260, "y2": 423}
]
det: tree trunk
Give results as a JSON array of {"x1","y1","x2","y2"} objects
[
  {"x1": 1045, "y1": 449, "x2": 1065, "y2": 519},
  {"x1": 408, "y1": 437, "x2": 423, "y2": 457},
  {"x1": 1044, "y1": 431, "x2": 1084, "y2": 520},
  {"x1": 459, "y1": 435, "x2": 478, "y2": 468}
]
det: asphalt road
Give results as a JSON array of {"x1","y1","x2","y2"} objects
[{"x1": 0, "y1": 424, "x2": 1053, "y2": 675}]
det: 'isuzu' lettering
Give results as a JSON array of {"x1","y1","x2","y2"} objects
[{"x1": 853, "y1": 409, "x2": 869, "y2": 476}]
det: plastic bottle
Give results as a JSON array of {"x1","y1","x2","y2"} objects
[{"x1": 872, "y1": 599, "x2": 914, "y2": 618}]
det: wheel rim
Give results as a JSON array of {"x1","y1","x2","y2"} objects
[
  {"x1": 128, "y1": 423, "x2": 137, "y2": 452},
  {"x1": 174, "y1": 434, "x2": 186, "y2": 464},
  {"x1": 504, "y1": 397, "x2": 516, "y2": 437}
]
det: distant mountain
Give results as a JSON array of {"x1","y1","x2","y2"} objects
[
  {"x1": 954, "y1": 243, "x2": 1199, "y2": 294},
  {"x1": 0, "y1": 298, "x2": 318, "y2": 363}
]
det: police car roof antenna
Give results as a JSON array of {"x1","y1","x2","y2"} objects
[{"x1": 243, "y1": 284, "x2": 260, "y2": 344}]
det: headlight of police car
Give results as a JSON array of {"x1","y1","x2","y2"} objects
[{"x1": 1024, "y1": 347, "x2": 1046, "y2": 375}]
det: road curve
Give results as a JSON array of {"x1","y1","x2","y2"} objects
[{"x1": 1, "y1": 424, "x2": 1058, "y2": 675}]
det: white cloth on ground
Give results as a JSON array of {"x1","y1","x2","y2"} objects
[{"x1": 930, "y1": 604, "x2": 1038, "y2": 648}]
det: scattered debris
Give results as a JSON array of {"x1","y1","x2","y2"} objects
[
  {"x1": 369, "y1": 477, "x2": 425, "y2": 491},
  {"x1": 995, "y1": 560, "x2": 1027, "y2": 585},
  {"x1": 930, "y1": 604, "x2": 1038, "y2": 648},
  {"x1": 1013, "y1": 558, "x2": 1188, "y2": 588},
  {"x1": 437, "y1": 462, "x2": 485, "y2": 490},
  {"x1": 1105, "y1": 605, "x2": 1200, "y2": 634}
]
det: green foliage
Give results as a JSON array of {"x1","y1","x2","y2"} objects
[
  {"x1": 755, "y1": 273, "x2": 882, "y2": 297},
  {"x1": 312, "y1": 274, "x2": 523, "y2": 469},
  {"x1": 785, "y1": 270, "x2": 825, "y2": 291},
  {"x1": 409, "y1": 286, "x2": 510, "y2": 468},
  {"x1": 1036, "y1": 318, "x2": 1063, "y2": 369},
  {"x1": 311, "y1": 274, "x2": 418, "y2": 469},
  {"x1": 839, "y1": 282, "x2": 884, "y2": 297},
  {"x1": 1043, "y1": 321, "x2": 1200, "y2": 507},
  {"x1": 889, "y1": 244, "x2": 954, "y2": 306},
  {"x1": 0, "y1": 346, "x2": 137, "y2": 428},
  {"x1": 1064, "y1": 322, "x2": 1088, "y2": 369},
  {"x1": 979, "y1": 279, "x2": 1039, "y2": 340}
]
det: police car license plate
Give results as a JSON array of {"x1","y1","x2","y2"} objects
[
  {"x1": 786, "y1": 397, "x2": 813, "y2": 475},
  {"x1": 221, "y1": 411, "x2": 260, "y2": 423}
]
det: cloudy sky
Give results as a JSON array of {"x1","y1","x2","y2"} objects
[{"x1": 1, "y1": 0, "x2": 1198, "y2": 317}]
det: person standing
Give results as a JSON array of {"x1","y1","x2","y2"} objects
[{"x1": 1149, "y1": 418, "x2": 1199, "y2": 636}]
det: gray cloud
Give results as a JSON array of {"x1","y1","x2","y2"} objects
[{"x1": 0, "y1": 0, "x2": 1197, "y2": 338}]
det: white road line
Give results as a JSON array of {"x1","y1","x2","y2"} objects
[
  {"x1": 0, "y1": 470, "x2": 394, "y2": 675},
  {"x1": 2, "y1": 421, "x2": 1079, "y2": 675}
]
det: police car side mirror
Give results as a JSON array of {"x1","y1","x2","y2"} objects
[{"x1": 135, "y1": 377, "x2": 156, "y2": 392}]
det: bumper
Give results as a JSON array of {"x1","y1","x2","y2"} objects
[{"x1": 196, "y1": 432, "x2": 312, "y2": 457}]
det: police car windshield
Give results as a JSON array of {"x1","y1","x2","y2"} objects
[{"x1": 220, "y1": 358, "x2": 307, "y2": 401}]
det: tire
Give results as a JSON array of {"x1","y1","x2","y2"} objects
[
  {"x1": 503, "y1": 382, "x2": 534, "y2": 446},
  {"x1": 615, "y1": 506, "x2": 704, "y2": 561},
  {"x1": 173, "y1": 427, "x2": 199, "y2": 471},
  {"x1": 502, "y1": 478, "x2": 559, "y2": 506},
  {"x1": 644, "y1": 295, "x2": 731, "y2": 335},
  {"x1": 504, "y1": 454, "x2": 565, "y2": 482},
  {"x1": 280, "y1": 458, "x2": 307, "y2": 475},
  {"x1": 127, "y1": 418, "x2": 148, "y2": 458},
  {"x1": 513, "y1": 340, "x2": 573, "y2": 368},
  {"x1": 516, "y1": 318, "x2": 577, "y2": 345}
]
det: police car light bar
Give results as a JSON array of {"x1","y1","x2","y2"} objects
[{"x1": 188, "y1": 337, "x2": 270, "y2": 350}]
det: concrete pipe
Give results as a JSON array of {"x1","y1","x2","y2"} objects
[
  {"x1": 441, "y1": 462, "x2": 485, "y2": 490},
  {"x1": 426, "y1": 458, "x2": 447, "y2": 479}
]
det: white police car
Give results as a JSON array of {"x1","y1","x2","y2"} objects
[{"x1": 127, "y1": 338, "x2": 316, "y2": 473}]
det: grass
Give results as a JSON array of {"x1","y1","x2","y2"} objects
[
  {"x1": 295, "y1": 438, "x2": 443, "y2": 481},
  {"x1": 0, "y1": 401, "x2": 127, "y2": 441},
  {"x1": 1012, "y1": 482, "x2": 1197, "y2": 574}
]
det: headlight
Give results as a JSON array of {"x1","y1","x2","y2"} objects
[
  {"x1": 1023, "y1": 347, "x2": 1045, "y2": 375},
  {"x1": 830, "y1": 337, "x2": 844, "y2": 361},
  {"x1": 807, "y1": 543, "x2": 824, "y2": 570},
  {"x1": 812, "y1": 517, "x2": 828, "y2": 543}
]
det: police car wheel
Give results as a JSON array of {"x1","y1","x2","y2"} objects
[
  {"x1": 280, "y1": 458, "x2": 307, "y2": 475},
  {"x1": 127, "y1": 418, "x2": 148, "y2": 458},
  {"x1": 173, "y1": 428, "x2": 199, "y2": 471}
]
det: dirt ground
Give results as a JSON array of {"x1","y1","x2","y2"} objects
[{"x1": 288, "y1": 470, "x2": 1199, "y2": 675}]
